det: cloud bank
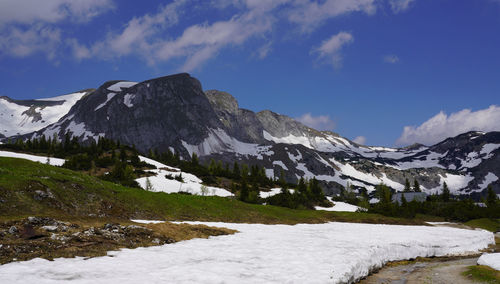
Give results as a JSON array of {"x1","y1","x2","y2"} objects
[
  {"x1": 296, "y1": 113, "x2": 336, "y2": 131},
  {"x1": 396, "y1": 105, "x2": 500, "y2": 146},
  {"x1": 353, "y1": 136, "x2": 367, "y2": 145}
]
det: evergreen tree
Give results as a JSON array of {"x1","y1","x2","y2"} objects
[
  {"x1": 413, "y1": 180, "x2": 421, "y2": 192},
  {"x1": 191, "y1": 153, "x2": 199, "y2": 166},
  {"x1": 404, "y1": 178, "x2": 411, "y2": 192},
  {"x1": 441, "y1": 182, "x2": 450, "y2": 202},
  {"x1": 297, "y1": 177, "x2": 307, "y2": 194},
  {"x1": 232, "y1": 162, "x2": 241, "y2": 179},
  {"x1": 239, "y1": 178, "x2": 249, "y2": 202},
  {"x1": 486, "y1": 185, "x2": 498, "y2": 208}
]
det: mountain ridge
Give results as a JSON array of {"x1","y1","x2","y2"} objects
[{"x1": 1, "y1": 73, "x2": 498, "y2": 198}]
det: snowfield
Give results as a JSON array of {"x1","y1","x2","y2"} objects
[
  {"x1": 0, "y1": 150, "x2": 65, "y2": 166},
  {"x1": 477, "y1": 253, "x2": 500, "y2": 271},
  {"x1": 0, "y1": 222, "x2": 493, "y2": 284}
]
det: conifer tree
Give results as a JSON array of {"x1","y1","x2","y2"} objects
[
  {"x1": 404, "y1": 178, "x2": 411, "y2": 192},
  {"x1": 486, "y1": 185, "x2": 498, "y2": 208},
  {"x1": 442, "y1": 182, "x2": 450, "y2": 202},
  {"x1": 413, "y1": 180, "x2": 421, "y2": 192}
]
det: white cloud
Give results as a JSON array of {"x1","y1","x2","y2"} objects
[
  {"x1": 383, "y1": 54, "x2": 399, "y2": 63},
  {"x1": 296, "y1": 113, "x2": 336, "y2": 131},
  {"x1": 256, "y1": 42, "x2": 272, "y2": 59},
  {"x1": 0, "y1": 0, "x2": 113, "y2": 59},
  {"x1": 389, "y1": 0, "x2": 415, "y2": 14},
  {"x1": 311, "y1": 31, "x2": 353, "y2": 69},
  {"x1": 396, "y1": 105, "x2": 500, "y2": 146},
  {"x1": 0, "y1": 0, "x2": 114, "y2": 25},
  {"x1": 353, "y1": 136, "x2": 367, "y2": 145},
  {"x1": 287, "y1": 0, "x2": 376, "y2": 33},
  {"x1": 0, "y1": 24, "x2": 61, "y2": 60}
]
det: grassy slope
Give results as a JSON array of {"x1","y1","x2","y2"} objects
[
  {"x1": 465, "y1": 218, "x2": 500, "y2": 233},
  {"x1": 0, "y1": 157, "x2": 422, "y2": 225},
  {"x1": 463, "y1": 265, "x2": 500, "y2": 283}
]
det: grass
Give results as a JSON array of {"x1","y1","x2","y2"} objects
[
  {"x1": 0, "y1": 157, "x2": 424, "y2": 225},
  {"x1": 465, "y1": 218, "x2": 500, "y2": 233},
  {"x1": 463, "y1": 265, "x2": 500, "y2": 283}
]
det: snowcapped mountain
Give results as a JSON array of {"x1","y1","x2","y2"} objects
[
  {"x1": 0, "y1": 91, "x2": 91, "y2": 138},
  {"x1": 2, "y1": 73, "x2": 498, "y2": 197}
]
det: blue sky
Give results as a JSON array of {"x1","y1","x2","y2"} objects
[{"x1": 0, "y1": 0, "x2": 499, "y2": 147}]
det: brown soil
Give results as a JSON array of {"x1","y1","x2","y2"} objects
[{"x1": 0, "y1": 217, "x2": 235, "y2": 264}]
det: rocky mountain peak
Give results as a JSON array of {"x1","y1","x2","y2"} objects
[{"x1": 205, "y1": 90, "x2": 239, "y2": 114}]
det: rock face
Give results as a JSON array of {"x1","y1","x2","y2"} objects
[{"x1": 4, "y1": 73, "x2": 500, "y2": 197}]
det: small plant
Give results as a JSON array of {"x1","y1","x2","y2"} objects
[
  {"x1": 145, "y1": 177, "x2": 154, "y2": 191},
  {"x1": 200, "y1": 185, "x2": 209, "y2": 196},
  {"x1": 174, "y1": 173, "x2": 183, "y2": 182}
]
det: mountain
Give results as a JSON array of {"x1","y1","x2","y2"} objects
[{"x1": 2, "y1": 73, "x2": 499, "y2": 197}]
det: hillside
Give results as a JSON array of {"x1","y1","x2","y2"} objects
[{"x1": 0, "y1": 156, "x2": 413, "y2": 225}]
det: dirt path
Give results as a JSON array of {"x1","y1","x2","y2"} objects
[{"x1": 359, "y1": 257, "x2": 479, "y2": 284}]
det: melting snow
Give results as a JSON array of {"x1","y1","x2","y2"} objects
[
  {"x1": 182, "y1": 129, "x2": 272, "y2": 159},
  {"x1": 123, "y1": 94, "x2": 135, "y2": 108},
  {"x1": 94, "y1": 93, "x2": 116, "y2": 111},
  {"x1": 0, "y1": 150, "x2": 65, "y2": 166},
  {"x1": 272, "y1": 160, "x2": 288, "y2": 170},
  {"x1": 477, "y1": 253, "x2": 500, "y2": 271},
  {"x1": 0, "y1": 222, "x2": 493, "y2": 284},
  {"x1": 478, "y1": 172, "x2": 499, "y2": 190},
  {"x1": 315, "y1": 197, "x2": 365, "y2": 212},
  {"x1": 130, "y1": 220, "x2": 165, "y2": 224},
  {"x1": 135, "y1": 156, "x2": 233, "y2": 197},
  {"x1": 107, "y1": 81, "x2": 138, "y2": 92},
  {"x1": 480, "y1": 143, "x2": 500, "y2": 159}
]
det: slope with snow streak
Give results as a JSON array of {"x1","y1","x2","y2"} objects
[
  {"x1": 0, "y1": 222, "x2": 493, "y2": 284},
  {"x1": 0, "y1": 92, "x2": 87, "y2": 137}
]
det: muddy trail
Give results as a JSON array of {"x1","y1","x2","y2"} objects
[{"x1": 359, "y1": 257, "x2": 481, "y2": 284}]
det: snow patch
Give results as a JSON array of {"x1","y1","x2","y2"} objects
[
  {"x1": 477, "y1": 253, "x2": 500, "y2": 271},
  {"x1": 94, "y1": 93, "x2": 116, "y2": 111},
  {"x1": 0, "y1": 150, "x2": 65, "y2": 166},
  {"x1": 123, "y1": 94, "x2": 135, "y2": 108},
  {"x1": 478, "y1": 172, "x2": 498, "y2": 190},
  {"x1": 272, "y1": 161, "x2": 288, "y2": 170},
  {"x1": 107, "y1": 81, "x2": 137, "y2": 92}
]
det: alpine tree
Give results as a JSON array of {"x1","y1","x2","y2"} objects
[
  {"x1": 486, "y1": 185, "x2": 498, "y2": 208},
  {"x1": 413, "y1": 180, "x2": 421, "y2": 192},
  {"x1": 404, "y1": 178, "x2": 411, "y2": 192},
  {"x1": 441, "y1": 182, "x2": 450, "y2": 202}
]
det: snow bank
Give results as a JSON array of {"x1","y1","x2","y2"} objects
[
  {"x1": 136, "y1": 156, "x2": 233, "y2": 197},
  {"x1": 477, "y1": 253, "x2": 500, "y2": 271},
  {"x1": 0, "y1": 150, "x2": 65, "y2": 166},
  {"x1": 130, "y1": 220, "x2": 165, "y2": 224},
  {"x1": 315, "y1": 198, "x2": 364, "y2": 212},
  {"x1": 0, "y1": 222, "x2": 493, "y2": 284}
]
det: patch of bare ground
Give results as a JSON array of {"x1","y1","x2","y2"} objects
[{"x1": 0, "y1": 217, "x2": 236, "y2": 264}]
